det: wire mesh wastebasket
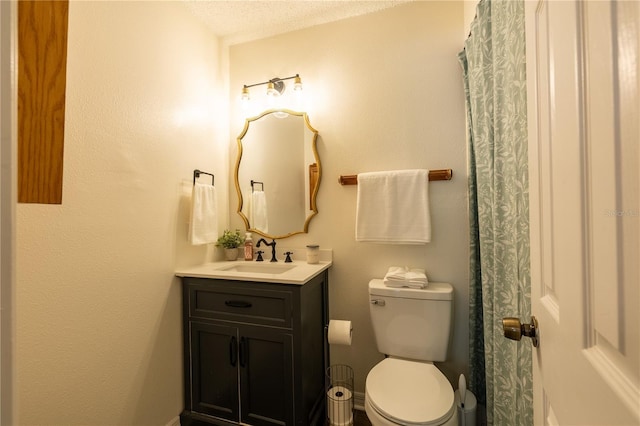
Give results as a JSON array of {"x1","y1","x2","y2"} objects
[{"x1": 326, "y1": 364, "x2": 354, "y2": 426}]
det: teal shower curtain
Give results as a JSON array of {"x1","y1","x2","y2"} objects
[{"x1": 458, "y1": 1, "x2": 532, "y2": 425}]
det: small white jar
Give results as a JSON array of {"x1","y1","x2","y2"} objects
[{"x1": 306, "y1": 245, "x2": 320, "y2": 264}]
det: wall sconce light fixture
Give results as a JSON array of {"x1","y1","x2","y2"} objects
[{"x1": 241, "y1": 74, "x2": 302, "y2": 102}]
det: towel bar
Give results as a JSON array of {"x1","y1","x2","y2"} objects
[
  {"x1": 338, "y1": 169, "x2": 452, "y2": 185},
  {"x1": 193, "y1": 169, "x2": 214, "y2": 186}
]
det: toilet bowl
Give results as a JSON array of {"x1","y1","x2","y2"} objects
[{"x1": 364, "y1": 358, "x2": 457, "y2": 426}]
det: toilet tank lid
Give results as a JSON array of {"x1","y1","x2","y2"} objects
[{"x1": 369, "y1": 279, "x2": 453, "y2": 300}]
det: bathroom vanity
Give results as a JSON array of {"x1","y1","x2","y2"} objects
[{"x1": 176, "y1": 260, "x2": 331, "y2": 426}]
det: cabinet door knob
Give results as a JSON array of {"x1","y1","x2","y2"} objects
[
  {"x1": 239, "y1": 337, "x2": 248, "y2": 367},
  {"x1": 230, "y1": 336, "x2": 238, "y2": 366}
]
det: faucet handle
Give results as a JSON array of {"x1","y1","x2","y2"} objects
[
  {"x1": 284, "y1": 252, "x2": 293, "y2": 263},
  {"x1": 255, "y1": 250, "x2": 264, "y2": 262}
]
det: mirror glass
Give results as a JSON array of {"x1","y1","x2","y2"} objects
[{"x1": 234, "y1": 109, "x2": 320, "y2": 239}]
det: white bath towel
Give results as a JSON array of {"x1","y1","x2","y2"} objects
[
  {"x1": 250, "y1": 190, "x2": 269, "y2": 233},
  {"x1": 356, "y1": 169, "x2": 431, "y2": 243},
  {"x1": 383, "y1": 266, "x2": 429, "y2": 288},
  {"x1": 189, "y1": 182, "x2": 218, "y2": 245}
]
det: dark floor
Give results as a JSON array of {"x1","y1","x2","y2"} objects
[
  {"x1": 353, "y1": 409, "x2": 372, "y2": 426},
  {"x1": 327, "y1": 409, "x2": 372, "y2": 426}
]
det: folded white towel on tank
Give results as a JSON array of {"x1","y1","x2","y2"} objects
[{"x1": 383, "y1": 266, "x2": 428, "y2": 288}]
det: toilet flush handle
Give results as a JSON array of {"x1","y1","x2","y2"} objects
[{"x1": 370, "y1": 299, "x2": 385, "y2": 306}]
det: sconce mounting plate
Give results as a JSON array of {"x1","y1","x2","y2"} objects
[{"x1": 270, "y1": 78, "x2": 285, "y2": 95}]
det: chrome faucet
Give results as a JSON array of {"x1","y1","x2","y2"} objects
[{"x1": 256, "y1": 238, "x2": 277, "y2": 262}]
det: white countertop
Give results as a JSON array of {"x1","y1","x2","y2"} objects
[{"x1": 175, "y1": 259, "x2": 332, "y2": 285}]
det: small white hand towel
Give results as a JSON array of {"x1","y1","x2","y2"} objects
[
  {"x1": 384, "y1": 266, "x2": 413, "y2": 281},
  {"x1": 189, "y1": 182, "x2": 218, "y2": 245},
  {"x1": 383, "y1": 266, "x2": 428, "y2": 288},
  {"x1": 356, "y1": 169, "x2": 431, "y2": 243},
  {"x1": 250, "y1": 190, "x2": 269, "y2": 233},
  {"x1": 384, "y1": 281, "x2": 427, "y2": 289}
]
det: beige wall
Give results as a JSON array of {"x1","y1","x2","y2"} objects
[
  {"x1": 15, "y1": 1, "x2": 227, "y2": 424},
  {"x1": 229, "y1": 1, "x2": 469, "y2": 398},
  {"x1": 464, "y1": 0, "x2": 479, "y2": 39}
]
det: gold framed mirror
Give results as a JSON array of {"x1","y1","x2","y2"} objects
[{"x1": 234, "y1": 109, "x2": 321, "y2": 239}]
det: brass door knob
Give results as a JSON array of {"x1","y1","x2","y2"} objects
[{"x1": 502, "y1": 316, "x2": 539, "y2": 347}]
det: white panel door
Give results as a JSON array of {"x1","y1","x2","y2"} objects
[{"x1": 525, "y1": 1, "x2": 640, "y2": 425}]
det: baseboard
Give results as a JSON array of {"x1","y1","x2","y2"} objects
[
  {"x1": 164, "y1": 415, "x2": 181, "y2": 426},
  {"x1": 169, "y1": 395, "x2": 367, "y2": 426},
  {"x1": 353, "y1": 391, "x2": 365, "y2": 411}
]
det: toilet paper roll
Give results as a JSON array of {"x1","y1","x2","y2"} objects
[
  {"x1": 327, "y1": 386, "x2": 353, "y2": 426},
  {"x1": 328, "y1": 320, "x2": 352, "y2": 346}
]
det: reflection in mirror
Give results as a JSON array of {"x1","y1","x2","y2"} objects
[{"x1": 235, "y1": 109, "x2": 320, "y2": 239}]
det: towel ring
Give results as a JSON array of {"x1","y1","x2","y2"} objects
[
  {"x1": 194, "y1": 169, "x2": 214, "y2": 186},
  {"x1": 250, "y1": 180, "x2": 264, "y2": 192}
]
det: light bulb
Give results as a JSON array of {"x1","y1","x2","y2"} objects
[
  {"x1": 293, "y1": 75, "x2": 303, "y2": 92},
  {"x1": 266, "y1": 82, "x2": 277, "y2": 97},
  {"x1": 241, "y1": 86, "x2": 250, "y2": 101}
]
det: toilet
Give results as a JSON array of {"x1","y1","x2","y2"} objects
[{"x1": 365, "y1": 279, "x2": 457, "y2": 426}]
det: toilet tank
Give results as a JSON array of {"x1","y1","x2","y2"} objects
[{"x1": 368, "y1": 279, "x2": 454, "y2": 362}]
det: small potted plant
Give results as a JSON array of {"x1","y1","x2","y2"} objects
[{"x1": 216, "y1": 229, "x2": 245, "y2": 261}]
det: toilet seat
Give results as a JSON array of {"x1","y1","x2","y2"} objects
[{"x1": 365, "y1": 358, "x2": 455, "y2": 425}]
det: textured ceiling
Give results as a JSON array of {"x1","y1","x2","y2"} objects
[{"x1": 182, "y1": 0, "x2": 410, "y2": 45}]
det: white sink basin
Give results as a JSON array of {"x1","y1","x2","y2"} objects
[{"x1": 219, "y1": 263, "x2": 296, "y2": 275}]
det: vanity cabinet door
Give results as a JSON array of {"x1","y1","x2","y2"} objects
[
  {"x1": 189, "y1": 322, "x2": 239, "y2": 422},
  {"x1": 239, "y1": 325, "x2": 294, "y2": 426}
]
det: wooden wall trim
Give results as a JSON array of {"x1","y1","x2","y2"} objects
[{"x1": 18, "y1": 0, "x2": 69, "y2": 204}]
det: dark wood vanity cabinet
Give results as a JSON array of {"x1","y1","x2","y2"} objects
[{"x1": 180, "y1": 271, "x2": 328, "y2": 426}]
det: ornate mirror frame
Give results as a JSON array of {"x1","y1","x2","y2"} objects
[{"x1": 234, "y1": 109, "x2": 321, "y2": 239}]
